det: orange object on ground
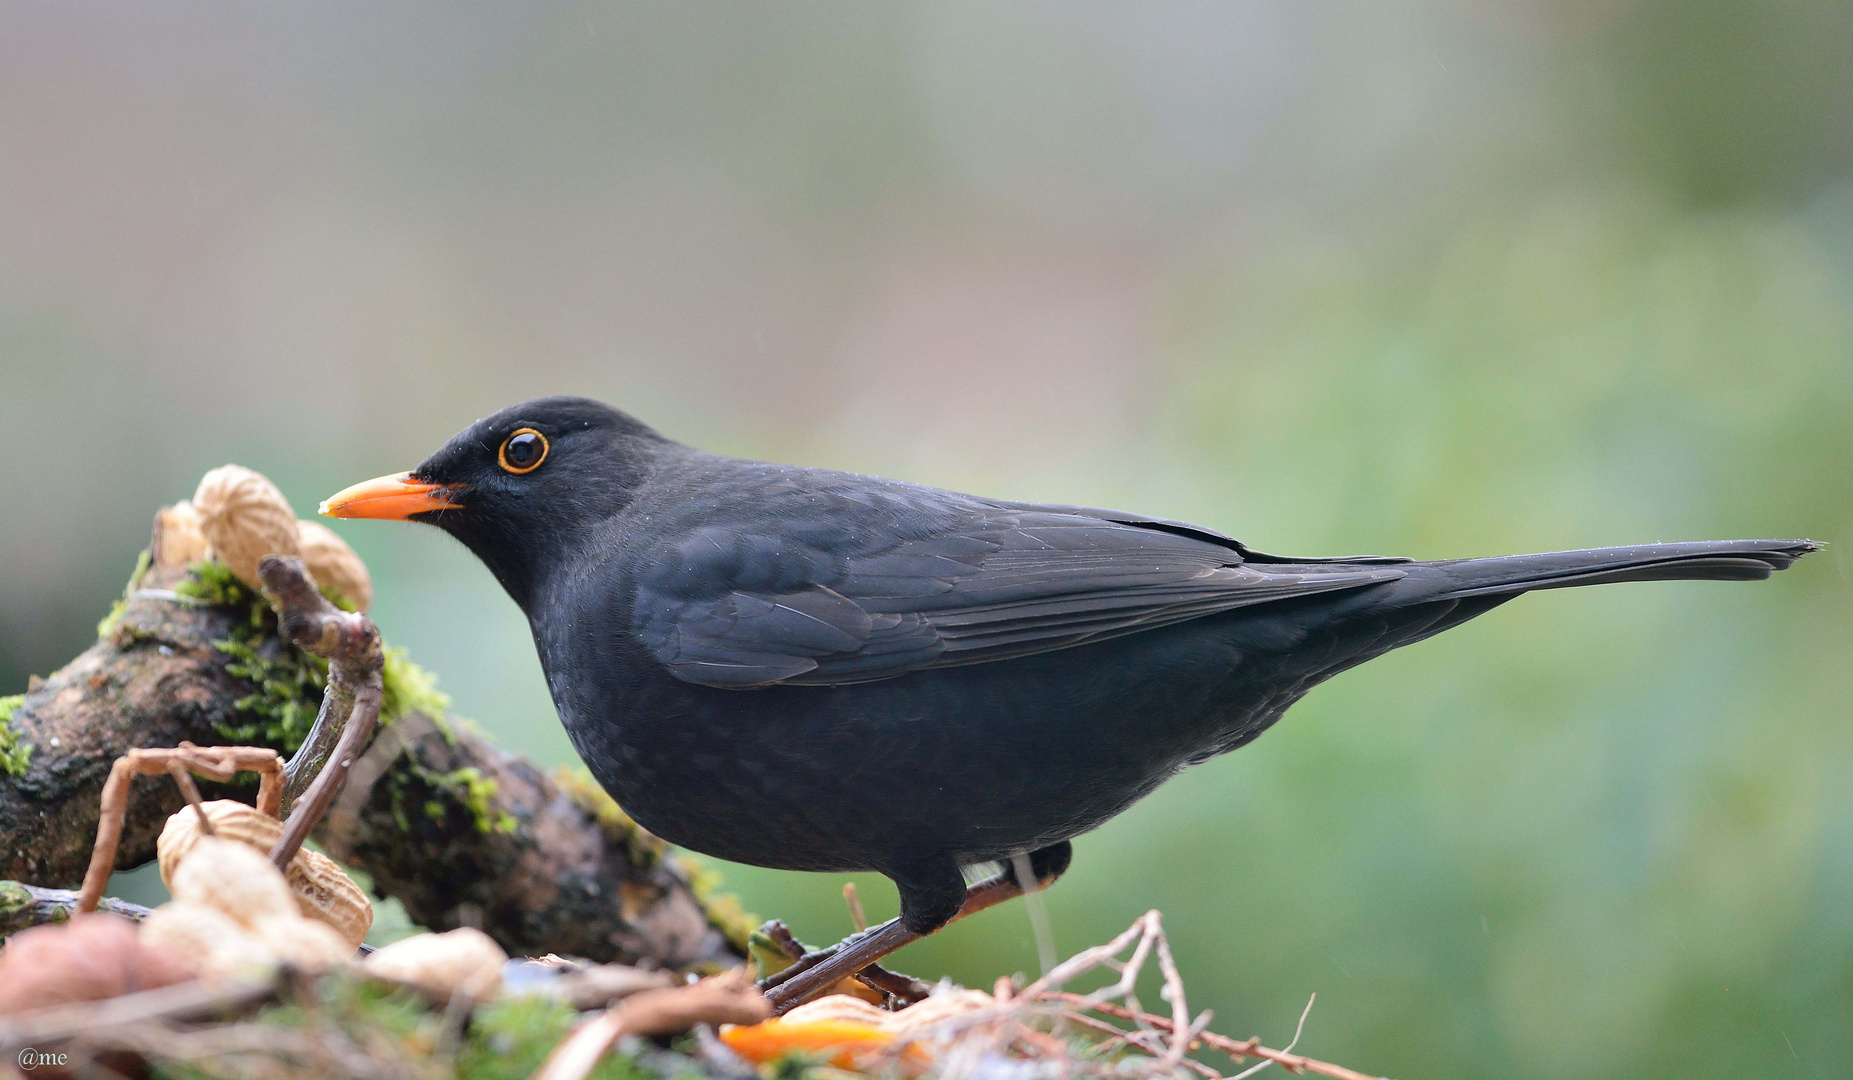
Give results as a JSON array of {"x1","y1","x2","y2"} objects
[{"x1": 720, "y1": 1017, "x2": 905, "y2": 1070}]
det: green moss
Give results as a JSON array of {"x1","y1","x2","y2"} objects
[
  {"x1": 214, "y1": 631, "x2": 328, "y2": 751},
  {"x1": 388, "y1": 758, "x2": 518, "y2": 837},
  {"x1": 381, "y1": 646, "x2": 452, "y2": 725},
  {"x1": 0, "y1": 880, "x2": 32, "y2": 925},
  {"x1": 768, "y1": 1049, "x2": 831, "y2": 1080},
  {"x1": 96, "y1": 549, "x2": 153, "y2": 639},
  {"x1": 172, "y1": 561, "x2": 327, "y2": 753},
  {"x1": 172, "y1": 561, "x2": 454, "y2": 753},
  {"x1": 443, "y1": 766, "x2": 518, "y2": 834},
  {"x1": 174, "y1": 557, "x2": 259, "y2": 612},
  {"x1": 0, "y1": 695, "x2": 29, "y2": 777}
]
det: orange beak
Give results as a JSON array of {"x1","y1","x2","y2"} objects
[{"x1": 319, "y1": 471, "x2": 463, "y2": 520}]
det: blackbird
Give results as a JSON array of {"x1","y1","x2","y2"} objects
[{"x1": 323, "y1": 395, "x2": 1816, "y2": 1006}]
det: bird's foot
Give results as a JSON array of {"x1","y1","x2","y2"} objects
[{"x1": 759, "y1": 848, "x2": 1068, "y2": 1013}]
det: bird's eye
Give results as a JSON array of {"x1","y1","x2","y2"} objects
[{"x1": 498, "y1": 429, "x2": 549, "y2": 475}]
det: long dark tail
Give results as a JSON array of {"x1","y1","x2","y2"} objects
[{"x1": 1402, "y1": 539, "x2": 1820, "y2": 602}]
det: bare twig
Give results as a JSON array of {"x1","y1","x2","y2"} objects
[
  {"x1": 1041, "y1": 992, "x2": 1383, "y2": 1080},
  {"x1": 760, "y1": 919, "x2": 932, "y2": 1007},
  {"x1": 843, "y1": 882, "x2": 868, "y2": 933},
  {"x1": 532, "y1": 969, "x2": 771, "y2": 1080},
  {"x1": 882, "y1": 910, "x2": 1381, "y2": 1080},
  {"x1": 762, "y1": 865, "x2": 1035, "y2": 1010},
  {"x1": 74, "y1": 743, "x2": 283, "y2": 913},
  {"x1": 257, "y1": 554, "x2": 385, "y2": 871},
  {"x1": 1229, "y1": 995, "x2": 1317, "y2": 1080}
]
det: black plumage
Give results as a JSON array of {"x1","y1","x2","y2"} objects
[{"x1": 323, "y1": 396, "x2": 1817, "y2": 1001}]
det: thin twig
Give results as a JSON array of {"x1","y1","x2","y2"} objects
[
  {"x1": 166, "y1": 760, "x2": 215, "y2": 836},
  {"x1": 532, "y1": 970, "x2": 771, "y2": 1080},
  {"x1": 843, "y1": 882, "x2": 868, "y2": 933},
  {"x1": 1229, "y1": 995, "x2": 1318, "y2": 1080},
  {"x1": 74, "y1": 743, "x2": 283, "y2": 913},
  {"x1": 1153, "y1": 919, "x2": 1194, "y2": 1071},
  {"x1": 760, "y1": 919, "x2": 932, "y2": 1006},
  {"x1": 256, "y1": 554, "x2": 385, "y2": 871},
  {"x1": 1042, "y1": 992, "x2": 1383, "y2": 1080}
]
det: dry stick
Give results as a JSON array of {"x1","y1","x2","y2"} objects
[
  {"x1": 270, "y1": 677, "x2": 380, "y2": 870},
  {"x1": 898, "y1": 909, "x2": 1382, "y2": 1080},
  {"x1": 1040, "y1": 993, "x2": 1385, "y2": 1080},
  {"x1": 843, "y1": 881, "x2": 868, "y2": 933},
  {"x1": 280, "y1": 670, "x2": 357, "y2": 812},
  {"x1": 762, "y1": 866, "x2": 1033, "y2": 1008},
  {"x1": 165, "y1": 761, "x2": 215, "y2": 836},
  {"x1": 1152, "y1": 924, "x2": 1210, "y2": 1075},
  {"x1": 532, "y1": 969, "x2": 772, "y2": 1080},
  {"x1": 1053, "y1": 1012, "x2": 1224, "y2": 1080},
  {"x1": 1228, "y1": 995, "x2": 1318, "y2": 1080},
  {"x1": 759, "y1": 919, "x2": 931, "y2": 1006},
  {"x1": 73, "y1": 745, "x2": 284, "y2": 913},
  {"x1": 255, "y1": 554, "x2": 385, "y2": 871}
]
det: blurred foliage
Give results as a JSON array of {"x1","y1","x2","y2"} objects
[{"x1": 3, "y1": 3, "x2": 1849, "y2": 1078}]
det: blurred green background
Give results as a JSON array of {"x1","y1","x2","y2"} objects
[{"x1": 2, "y1": 3, "x2": 1850, "y2": 1077}]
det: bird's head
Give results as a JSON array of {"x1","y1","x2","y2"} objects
[{"x1": 320, "y1": 395, "x2": 667, "y2": 608}]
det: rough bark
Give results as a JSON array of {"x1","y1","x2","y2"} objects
[{"x1": 0, "y1": 561, "x2": 743, "y2": 969}]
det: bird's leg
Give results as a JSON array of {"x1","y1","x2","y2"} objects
[{"x1": 760, "y1": 842, "x2": 1072, "y2": 1013}]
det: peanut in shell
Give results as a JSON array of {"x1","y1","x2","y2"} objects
[
  {"x1": 158, "y1": 800, "x2": 374, "y2": 948},
  {"x1": 297, "y1": 519, "x2": 373, "y2": 611},
  {"x1": 192, "y1": 464, "x2": 301, "y2": 589}
]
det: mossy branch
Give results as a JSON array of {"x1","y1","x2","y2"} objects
[{"x1": 0, "y1": 554, "x2": 746, "y2": 969}]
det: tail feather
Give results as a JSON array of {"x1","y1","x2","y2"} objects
[{"x1": 1411, "y1": 539, "x2": 1820, "y2": 600}]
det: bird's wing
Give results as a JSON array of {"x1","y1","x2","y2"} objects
[{"x1": 632, "y1": 478, "x2": 1406, "y2": 689}]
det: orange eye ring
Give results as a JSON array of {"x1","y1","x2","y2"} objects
[{"x1": 498, "y1": 428, "x2": 549, "y2": 474}]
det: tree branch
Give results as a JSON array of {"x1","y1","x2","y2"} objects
[{"x1": 0, "y1": 557, "x2": 743, "y2": 970}]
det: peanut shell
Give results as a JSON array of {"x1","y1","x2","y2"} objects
[
  {"x1": 883, "y1": 988, "x2": 994, "y2": 1037},
  {"x1": 169, "y1": 835, "x2": 298, "y2": 927},
  {"x1": 158, "y1": 801, "x2": 373, "y2": 948},
  {"x1": 152, "y1": 501, "x2": 211, "y2": 570},
  {"x1": 780, "y1": 994, "x2": 893, "y2": 1027},
  {"x1": 140, "y1": 901, "x2": 278, "y2": 980},
  {"x1": 0, "y1": 914, "x2": 197, "y2": 1015},
  {"x1": 252, "y1": 914, "x2": 356, "y2": 971},
  {"x1": 297, "y1": 520, "x2": 373, "y2": 611},
  {"x1": 362, "y1": 927, "x2": 507, "y2": 999},
  {"x1": 286, "y1": 845, "x2": 374, "y2": 949},
  {"x1": 193, "y1": 464, "x2": 301, "y2": 589},
  {"x1": 158, "y1": 800, "x2": 282, "y2": 882}
]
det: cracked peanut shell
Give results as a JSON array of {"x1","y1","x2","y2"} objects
[{"x1": 158, "y1": 800, "x2": 374, "y2": 948}]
